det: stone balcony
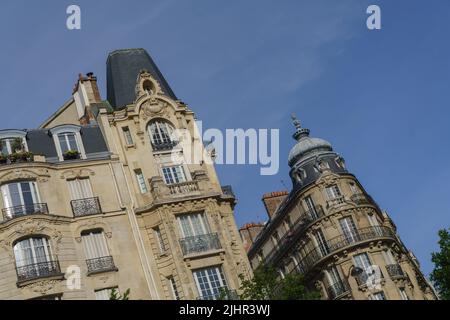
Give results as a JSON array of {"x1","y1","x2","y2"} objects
[{"x1": 149, "y1": 170, "x2": 217, "y2": 203}]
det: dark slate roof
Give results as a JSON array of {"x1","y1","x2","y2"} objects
[
  {"x1": 106, "y1": 48, "x2": 177, "y2": 109},
  {"x1": 25, "y1": 125, "x2": 109, "y2": 162}
]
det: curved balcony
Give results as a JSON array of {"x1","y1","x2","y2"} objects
[
  {"x1": 2, "y1": 203, "x2": 48, "y2": 222},
  {"x1": 179, "y1": 233, "x2": 222, "y2": 256},
  {"x1": 326, "y1": 281, "x2": 350, "y2": 300},
  {"x1": 86, "y1": 256, "x2": 118, "y2": 274},
  {"x1": 263, "y1": 206, "x2": 325, "y2": 266},
  {"x1": 71, "y1": 197, "x2": 102, "y2": 217},
  {"x1": 386, "y1": 264, "x2": 406, "y2": 280},
  {"x1": 16, "y1": 260, "x2": 62, "y2": 284},
  {"x1": 291, "y1": 226, "x2": 397, "y2": 277}
]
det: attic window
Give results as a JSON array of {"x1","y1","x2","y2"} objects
[{"x1": 143, "y1": 80, "x2": 154, "y2": 94}]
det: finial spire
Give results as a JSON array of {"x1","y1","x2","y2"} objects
[
  {"x1": 291, "y1": 113, "x2": 310, "y2": 141},
  {"x1": 291, "y1": 113, "x2": 302, "y2": 130}
]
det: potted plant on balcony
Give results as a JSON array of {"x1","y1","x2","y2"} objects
[
  {"x1": 11, "y1": 137, "x2": 25, "y2": 153},
  {"x1": 8, "y1": 151, "x2": 34, "y2": 163},
  {"x1": 63, "y1": 150, "x2": 80, "y2": 160}
]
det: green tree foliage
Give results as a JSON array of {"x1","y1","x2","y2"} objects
[
  {"x1": 239, "y1": 266, "x2": 321, "y2": 300},
  {"x1": 431, "y1": 228, "x2": 450, "y2": 300},
  {"x1": 109, "y1": 288, "x2": 130, "y2": 300}
]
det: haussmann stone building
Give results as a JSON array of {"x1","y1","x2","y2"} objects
[
  {"x1": 242, "y1": 116, "x2": 438, "y2": 300},
  {"x1": 0, "y1": 48, "x2": 252, "y2": 300}
]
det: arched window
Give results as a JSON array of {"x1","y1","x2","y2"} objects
[
  {"x1": 13, "y1": 236, "x2": 59, "y2": 282},
  {"x1": 0, "y1": 130, "x2": 28, "y2": 156},
  {"x1": 14, "y1": 237, "x2": 52, "y2": 267},
  {"x1": 49, "y1": 125, "x2": 86, "y2": 161},
  {"x1": 148, "y1": 120, "x2": 178, "y2": 151},
  {"x1": 1, "y1": 181, "x2": 46, "y2": 220}
]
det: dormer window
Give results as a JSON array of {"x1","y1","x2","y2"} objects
[
  {"x1": 148, "y1": 120, "x2": 178, "y2": 151},
  {"x1": 50, "y1": 125, "x2": 86, "y2": 161},
  {"x1": 0, "y1": 130, "x2": 28, "y2": 156}
]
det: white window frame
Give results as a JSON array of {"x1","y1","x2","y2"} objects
[
  {"x1": 326, "y1": 184, "x2": 342, "y2": 200},
  {"x1": 154, "y1": 227, "x2": 166, "y2": 253},
  {"x1": 67, "y1": 178, "x2": 93, "y2": 200},
  {"x1": 370, "y1": 291, "x2": 387, "y2": 300},
  {"x1": 168, "y1": 276, "x2": 180, "y2": 300},
  {"x1": 148, "y1": 120, "x2": 176, "y2": 146},
  {"x1": 339, "y1": 216, "x2": 359, "y2": 243},
  {"x1": 161, "y1": 165, "x2": 187, "y2": 185},
  {"x1": 303, "y1": 195, "x2": 319, "y2": 218},
  {"x1": 13, "y1": 237, "x2": 52, "y2": 267},
  {"x1": 50, "y1": 125, "x2": 87, "y2": 161},
  {"x1": 135, "y1": 169, "x2": 148, "y2": 193},
  {"x1": 81, "y1": 230, "x2": 110, "y2": 260},
  {"x1": 399, "y1": 287, "x2": 409, "y2": 300},
  {"x1": 0, "y1": 130, "x2": 28, "y2": 155},
  {"x1": 177, "y1": 212, "x2": 210, "y2": 238},
  {"x1": 95, "y1": 287, "x2": 118, "y2": 300},
  {"x1": 313, "y1": 229, "x2": 330, "y2": 257},
  {"x1": 122, "y1": 126, "x2": 134, "y2": 146},
  {"x1": 193, "y1": 266, "x2": 228, "y2": 300},
  {"x1": 1, "y1": 181, "x2": 41, "y2": 218}
]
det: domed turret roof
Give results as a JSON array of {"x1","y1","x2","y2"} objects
[{"x1": 288, "y1": 115, "x2": 333, "y2": 167}]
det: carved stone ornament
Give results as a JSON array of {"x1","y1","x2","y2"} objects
[
  {"x1": 23, "y1": 280, "x2": 60, "y2": 295},
  {"x1": 0, "y1": 168, "x2": 50, "y2": 184}
]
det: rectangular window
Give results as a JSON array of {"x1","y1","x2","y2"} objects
[
  {"x1": 168, "y1": 277, "x2": 180, "y2": 300},
  {"x1": 177, "y1": 212, "x2": 210, "y2": 238},
  {"x1": 67, "y1": 178, "x2": 93, "y2": 200},
  {"x1": 314, "y1": 229, "x2": 330, "y2": 257},
  {"x1": 95, "y1": 287, "x2": 118, "y2": 300},
  {"x1": 326, "y1": 266, "x2": 343, "y2": 286},
  {"x1": 154, "y1": 227, "x2": 166, "y2": 253},
  {"x1": 326, "y1": 185, "x2": 342, "y2": 199},
  {"x1": 353, "y1": 253, "x2": 372, "y2": 271},
  {"x1": 1, "y1": 181, "x2": 40, "y2": 218},
  {"x1": 58, "y1": 132, "x2": 79, "y2": 154},
  {"x1": 135, "y1": 169, "x2": 148, "y2": 193},
  {"x1": 339, "y1": 217, "x2": 360, "y2": 243},
  {"x1": 162, "y1": 166, "x2": 186, "y2": 184},
  {"x1": 304, "y1": 196, "x2": 318, "y2": 219},
  {"x1": 382, "y1": 249, "x2": 397, "y2": 265},
  {"x1": 1, "y1": 137, "x2": 26, "y2": 155},
  {"x1": 399, "y1": 288, "x2": 409, "y2": 300},
  {"x1": 370, "y1": 292, "x2": 386, "y2": 300},
  {"x1": 349, "y1": 182, "x2": 359, "y2": 194},
  {"x1": 122, "y1": 127, "x2": 134, "y2": 145},
  {"x1": 82, "y1": 230, "x2": 110, "y2": 260},
  {"x1": 271, "y1": 231, "x2": 280, "y2": 246},
  {"x1": 193, "y1": 266, "x2": 228, "y2": 300}
]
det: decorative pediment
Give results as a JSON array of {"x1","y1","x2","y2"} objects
[
  {"x1": 0, "y1": 168, "x2": 50, "y2": 184},
  {"x1": 135, "y1": 70, "x2": 163, "y2": 98},
  {"x1": 60, "y1": 168, "x2": 95, "y2": 180}
]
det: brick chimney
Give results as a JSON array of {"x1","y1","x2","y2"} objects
[
  {"x1": 262, "y1": 191, "x2": 289, "y2": 218},
  {"x1": 239, "y1": 222, "x2": 265, "y2": 252}
]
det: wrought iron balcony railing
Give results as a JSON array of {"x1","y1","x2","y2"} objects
[
  {"x1": 263, "y1": 206, "x2": 325, "y2": 266},
  {"x1": 179, "y1": 233, "x2": 221, "y2": 256},
  {"x1": 151, "y1": 141, "x2": 179, "y2": 152},
  {"x1": 386, "y1": 264, "x2": 406, "y2": 279},
  {"x1": 350, "y1": 193, "x2": 373, "y2": 206},
  {"x1": 287, "y1": 226, "x2": 396, "y2": 277},
  {"x1": 326, "y1": 281, "x2": 350, "y2": 300},
  {"x1": 16, "y1": 260, "x2": 62, "y2": 283},
  {"x1": 168, "y1": 181, "x2": 199, "y2": 195},
  {"x1": 86, "y1": 256, "x2": 117, "y2": 274},
  {"x1": 71, "y1": 197, "x2": 102, "y2": 217},
  {"x1": 197, "y1": 288, "x2": 239, "y2": 300},
  {"x1": 2, "y1": 203, "x2": 48, "y2": 221},
  {"x1": 326, "y1": 196, "x2": 346, "y2": 208}
]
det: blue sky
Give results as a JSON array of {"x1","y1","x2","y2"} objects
[{"x1": 0, "y1": 0, "x2": 449, "y2": 276}]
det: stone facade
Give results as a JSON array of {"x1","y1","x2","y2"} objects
[
  {"x1": 245, "y1": 116, "x2": 438, "y2": 300},
  {"x1": 0, "y1": 49, "x2": 251, "y2": 300}
]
